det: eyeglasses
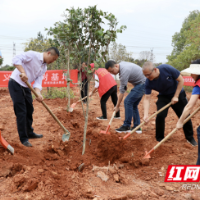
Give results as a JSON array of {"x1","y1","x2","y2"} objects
[{"x1": 144, "y1": 68, "x2": 154, "y2": 77}]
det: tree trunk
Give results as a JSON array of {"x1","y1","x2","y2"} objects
[
  {"x1": 82, "y1": 40, "x2": 91, "y2": 155},
  {"x1": 82, "y1": 81, "x2": 90, "y2": 155},
  {"x1": 67, "y1": 49, "x2": 70, "y2": 110}
]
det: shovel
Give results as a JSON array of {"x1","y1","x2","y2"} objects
[
  {"x1": 24, "y1": 81, "x2": 70, "y2": 142},
  {"x1": 0, "y1": 130, "x2": 14, "y2": 154},
  {"x1": 143, "y1": 105, "x2": 200, "y2": 159},
  {"x1": 120, "y1": 102, "x2": 172, "y2": 140},
  {"x1": 69, "y1": 96, "x2": 88, "y2": 112},
  {"x1": 100, "y1": 111, "x2": 116, "y2": 134}
]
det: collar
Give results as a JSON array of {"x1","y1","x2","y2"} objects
[
  {"x1": 195, "y1": 79, "x2": 200, "y2": 87},
  {"x1": 40, "y1": 53, "x2": 45, "y2": 64}
]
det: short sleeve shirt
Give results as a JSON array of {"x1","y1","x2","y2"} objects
[
  {"x1": 192, "y1": 86, "x2": 200, "y2": 96},
  {"x1": 192, "y1": 79, "x2": 200, "y2": 98},
  {"x1": 145, "y1": 64, "x2": 182, "y2": 97}
]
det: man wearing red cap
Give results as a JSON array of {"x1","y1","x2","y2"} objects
[{"x1": 89, "y1": 63, "x2": 120, "y2": 120}]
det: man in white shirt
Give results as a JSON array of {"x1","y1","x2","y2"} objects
[{"x1": 8, "y1": 47, "x2": 59, "y2": 147}]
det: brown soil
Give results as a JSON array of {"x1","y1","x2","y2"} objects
[{"x1": 0, "y1": 84, "x2": 200, "y2": 200}]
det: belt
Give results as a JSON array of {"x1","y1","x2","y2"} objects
[
  {"x1": 10, "y1": 78, "x2": 27, "y2": 88},
  {"x1": 9, "y1": 78, "x2": 28, "y2": 96}
]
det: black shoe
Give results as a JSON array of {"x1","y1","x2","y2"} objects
[
  {"x1": 116, "y1": 125, "x2": 130, "y2": 133},
  {"x1": 187, "y1": 138, "x2": 197, "y2": 146},
  {"x1": 96, "y1": 116, "x2": 107, "y2": 120},
  {"x1": 28, "y1": 133, "x2": 43, "y2": 139},
  {"x1": 22, "y1": 141, "x2": 32, "y2": 147},
  {"x1": 114, "y1": 116, "x2": 121, "y2": 119},
  {"x1": 131, "y1": 126, "x2": 142, "y2": 134}
]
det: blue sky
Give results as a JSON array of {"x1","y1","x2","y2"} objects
[{"x1": 0, "y1": 0, "x2": 199, "y2": 65}]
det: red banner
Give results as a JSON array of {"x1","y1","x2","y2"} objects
[
  {"x1": 0, "y1": 73, "x2": 195, "y2": 88},
  {"x1": 0, "y1": 70, "x2": 78, "y2": 87},
  {"x1": 183, "y1": 76, "x2": 195, "y2": 86}
]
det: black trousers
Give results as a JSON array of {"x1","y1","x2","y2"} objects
[
  {"x1": 81, "y1": 79, "x2": 88, "y2": 102},
  {"x1": 100, "y1": 85, "x2": 120, "y2": 118},
  {"x1": 156, "y1": 90, "x2": 193, "y2": 141},
  {"x1": 8, "y1": 79, "x2": 35, "y2": 143}
]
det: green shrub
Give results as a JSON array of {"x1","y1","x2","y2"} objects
[
  {"x1": 183, "y1": 86, "x2": 193, "y2": 93},
  {"x1": 0, "y1": 58, "x2": 3, "y2": 66},
  {"x1": 32, "y1": 87, "x2": 75, "y2": 99}
]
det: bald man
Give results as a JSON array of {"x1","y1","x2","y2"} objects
[{"x1": 142, "y1": 61, "x2": 196, "y2": 146}]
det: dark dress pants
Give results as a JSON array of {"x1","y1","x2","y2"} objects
[
  {"x1": 156, "y1": 91, "x2": 193, "y2": 142},
  {"x1": 81, "y1": 79, "x2": 88, "y2": 102},
  {"x1": 8, "y1": 79, "x2": 35, "y2": 143},
  {"x1": 100, "y1": 85, "x2": 120, "y2": 118},
  {"x1": 196, "y1": 126, "x2": 200, "y2": 165}
]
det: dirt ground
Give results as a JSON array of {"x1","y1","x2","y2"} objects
[{"x1": 0, "y1": 84, "x2": 200, "y2": 200}]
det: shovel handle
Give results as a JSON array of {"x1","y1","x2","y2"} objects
[
  {"x1": 76, "y1": 96, "x2": 88, "y2": 103},
  {"x1": 123, "y1": 102, "x2": 172, "y2": 140},
  {"x1": 105, "y1": 111, "x2": 116, "y2": 134},
  {"x1": 109, "y1": 111, "x2": 116, "y2": 125},
  {"x1": 153, "y1": 105, "x2": 200, "y2": 151},
  {"x1": 25, "y1": 81, "x2": 70, "y2": 135}
]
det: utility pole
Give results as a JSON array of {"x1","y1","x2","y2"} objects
[
  {"x1": 150, "y1": 48, "x2": 154, "y2": 62},
  {"x1": 13, "y1": 42, "x2": 16, "y2": 57}
]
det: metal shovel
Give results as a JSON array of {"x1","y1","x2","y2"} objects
[
  {"x1": 120, "y1": 102, "x2": 172, "y2": 140},
  {"x1": 24, "y1": 81, "x2": 70, "y2": 142},
  {"x1": 0, "y1": 130, "x2": 14, "y2": 154},
  {"x1": 143, "y1": 105, "x2": 200, "y2": 159},
  {"x1": 100, "y1": 111, "x2": 116, "y2": 134},
  {"x1": 69, "y1": 96, "x2": 88, "y2": 112}
]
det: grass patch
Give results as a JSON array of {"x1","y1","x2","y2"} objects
[
  {"x1": 183, "y1": 86, "x2": 193, "y2": 93},
  {"x1": 32, "y1": 87, "x2": 75, "y2": 99}
]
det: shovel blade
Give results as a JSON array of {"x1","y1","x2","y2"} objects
[
  {"x1": 62, "y1": 133, "x2": 70, "y2": 142},
  {"x1": 68, "y1": 107, "x2": 73, "y2": 112},
  {"x1": 143, "y1": 151, "x2": 151, "y2": 159},
  {"x1": 0, "y1": 131, "x2": 14, "y2": 154},
  {"x1": 69, "y1": 103, "x2": 77, "y2": 112}
]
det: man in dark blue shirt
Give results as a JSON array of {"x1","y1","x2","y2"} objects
[{"x1": 142, "y1": 61, "x2": 197, "y2": 146}]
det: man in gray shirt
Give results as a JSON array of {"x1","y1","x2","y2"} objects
[{"x1": 105, "y1": 60, "x2": 146, "y2": 133}]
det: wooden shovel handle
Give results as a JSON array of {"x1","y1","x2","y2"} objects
[
  {"x1": 25, "y1": 81, "x2": 70, "y2": 135},
  {"x1": 76, "y1": 96, "x2": 88, "y2": 103},
  {"x1": 153, "y1": 105, "x2": 200, "y2": 150},
  {"x1": 109, "y1": 111, "x2": 116, "y2": 125},
  {"x1": 147, "y1": 102, "x2": 172, "y2": 121},
  {"x1": 123, "y1": 102, "x2": 172, "y2": 139}
]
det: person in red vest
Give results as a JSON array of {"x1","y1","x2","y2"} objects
[{"x1": 89, "y1": 63, "x2": 120, "y2": 120}]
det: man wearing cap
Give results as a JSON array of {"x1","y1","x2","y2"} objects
[
  {"x1": 8, "y1": 47, "x2": 59, "y2": 147},
  {"x1": 105, "y1": 60, "x2": 146, "y2": 133},
  {"x1": 142, "y1": 61, "x2": 197, "y2": 146},
  {"x1": 177, "y1": 59, "x2": 200, "y2": 163},
  {"x1": 89, "y1": 63, "x2": 120, "y2": 120}
]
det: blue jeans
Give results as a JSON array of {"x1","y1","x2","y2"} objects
[
  {"x1": 123, "y1": 83, "x2": 145, "y2": 127},
  {"x1": 196, "y1": 126, "x2": 200, "y2": 165}
]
